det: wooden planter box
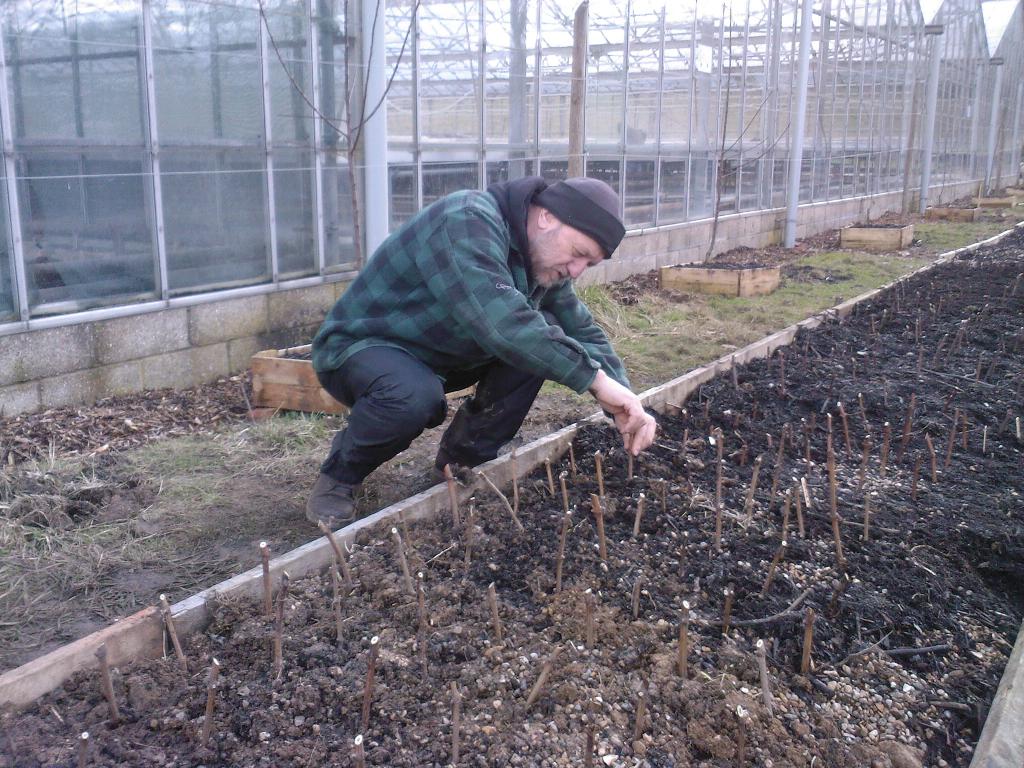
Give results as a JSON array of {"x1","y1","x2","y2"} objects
[
  {"x1": 974, "y1": 196, "x2": 1020, "y2": 208},
  {"x1": 840, "y1": 223, "x2": 914, "y2": 250},
  {"x1": 925, "y1": 207, "x2": 980, "y2": 222},
  {"x1": 251, "y1": 344, "x2": 475, "y2": 415},
  {"x1": 658, "y1": 265, "x2": 781, "y2": 297},
  {"x1": 251, "y1": 344, "x2": 347, "y2": 415}
]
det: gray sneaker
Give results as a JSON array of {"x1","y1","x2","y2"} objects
[{"x1": 305, "y1": 474, "x2": 358, "y2": 529}]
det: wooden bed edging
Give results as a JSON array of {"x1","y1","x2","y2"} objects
[
  {"x1": 970, "y1": 619, "x2": 1024, "y2": 768},
  {"x1": 2, "y1": 221, "x2": 1022, "y2": 716}
]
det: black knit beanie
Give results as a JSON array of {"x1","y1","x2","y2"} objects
[{"x1": 534, "y1": 177, "x2": 626, "y2": 259}]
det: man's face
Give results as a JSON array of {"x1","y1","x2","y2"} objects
[{"x1": 528, "y1": 209, "x2": 605, "y2": 288}]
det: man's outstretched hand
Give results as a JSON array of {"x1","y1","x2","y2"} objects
[{"x1": 588, "y1": 370, "x2": 657, "y2": 456}]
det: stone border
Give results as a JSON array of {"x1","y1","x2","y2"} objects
[{"x1": 3, "y1": 221, "x2": 1023, "y2": 749}]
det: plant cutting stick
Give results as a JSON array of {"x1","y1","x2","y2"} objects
[
  {"x1": 94, "y1": 644, "x2": 120, "y2": 724},
  {"x1": 477, "y1": 471, "x2": 525, "y2": 532},
  {"x1": 360, "y1": 636, "x2": 380, "y2": 732},
  {"x1": 590, "y1": 494, "x2": 607, "y2": 561},
  {"x1": 443, "y1": 464, "x2": 462, "y2": 527},
  {"x1": 721, "y1": 584, "x2": 735, "y2": 635},
  {"x1": 794, "y1": 484, "x2": 805, "y2": 539},
  {"x1": 800, "y1": 608, "x2": 816, "y2": 674},
  {"x1": 755, "y1": 639, "x2": 773, "y2": 715},
  {"x1": 391, "y1": 527, "x2": 415, "y2": 595},
  {"x1": 837, "y1": 402, "x2": 852, "y2": 453},
  {"x1": 658, "y1": 478, "x2": 667, "y2": 514},
  {"x1": 857, "y1": 392, "x2": 871, "y2": 439},
  {"x1": 627, "y1": 452, "x2": 634, "y2": 481},
  {"x1": 259, "y1": 541, "x2": 273, "y2": 616},
  {"x1": 767, "y1": 424, "x2": 788, "y2": 511},
  {"x1": 879, "y1": 422, "x2": 892, "y2": 477},
  {"x1": 897, "y1": 393, "x2": 916, "y2": 462},
  {"x1": 555, "y1": 512, "x2": 571, "y2": 592},
  {"x1": 743, "y1": 455, "x2": 763, "y2": 521},
  {"x1": 272, "y1": 571, "x2": 289, "y2": 681},
  {"x1": 827, "y1": 446, "x2": 846, "y2": 573},
  {"x1": 525, "y1": 646, "x2": 562, "y2": 710},
  {"x1": 594, "y1": 451, "x2": 604, "y2": 497},
  {"x1": 760, "y1": 541, "x2": 788, "y2": 597},
  {"x1": 925, "y1": 434, "x2": 937, "y2": 482},
  {"x1": 633, "y1": 691, "x2": 647, "y2": 741},
  {"x1": 780, "y1": 488, "x2": 792, "y2": 541},
  {"x1": 559, "y1": 471, "x2": 570, "y2": 514},
  {"x1": 318, "y1": 521, "x2": 354, "y2": 590},
  {"x1": 569, "y1": 443, "x2": 577, "y2": 479},
  {"x1": 199, "y1": 658, "x2": 221, "y2": 747},
  {"x1": 487, "y1": 582, "x2": 504, "y2": 644},
  {"x1": 330, "y1": 566, "x2": 344, "y2": 644},
  {"x1": 76, "y1": 732, "x2": 89, "y2": 768},
  {"x1": 462, "y1": 500, "x2": 476, "y2": 572},
  {"x1": 631, "y1": 575, "x2": 643, "y2": 619},
  {"x1": 158, "y1": 594, "x2": 188, "y2": 675},
  {"x1": 713, "y1": 429, "x2": 724, "y2": 552},
  {"x1": 632, "y1": 493, "x2": 646, "y2": 539},
  {"x1": 451, "y1": 682, "x2": 462, "y2": 764},
  {"x1": 416, "y1": 572, "x2": 428, "y2": 671},
  {"x1": 545, "y1": 458, "x2": 556, "y2": 495},
  {"x1": 353, "y1": 735, "x2": 366, "y2": 768}
]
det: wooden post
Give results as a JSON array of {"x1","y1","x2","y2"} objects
[{"x1": 567, "y1": 1, "x2": 588, "y2": 177}]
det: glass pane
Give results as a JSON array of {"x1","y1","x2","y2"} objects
[
  {"x1": 313, "y1": 3, "x2": 348, "y2": 150},
  {"x1": 152, "y1": 2, "x2": 262, "y2": 142},
  {"x1": 321, "y1": 156, "x2": 356, "y2": 269},
  {"x1": 586, "y1": 159, "x2": 620, "y2": 203},
  {"x1": 265, "y1": 4, "x2": 314, "y2": 144},
  {"x1": 422, "y1": 162, "x2": 478, "y2": 207},
  {"x1": 274, "y1": 149, "x2": 316, "y2": 276},
  {"x1": 624, "y1": 159, "x2": 655, "y2": 226},
  {"x1": 539, "y1": 159, "x2": 567, "y2": 182},
  {"x1": 484, "y1": 0, "x2": 537, "y2": 147},
  {"x1": 586, "y1": 6, "x2": 624, "y2": 145},
  {"x1": 388, "y1": 163, "x2": 417, "y2": 230},
  {"x1": 161, "y1": 149, "x2": 269, "y2": 293},
  {"x1": 658, "y1": 159, "x2": 687, "y2": 222},
  {"x1": 418, "y1": 1, "x2": 480, "y2": 143},
  {"x1": 19, "y1": 151, "x2": 156, "y2": 314},
  {"x1": 5, "y1": 3, "x2": 145, "y2": 143}
]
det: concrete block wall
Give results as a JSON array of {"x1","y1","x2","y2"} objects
[
  {"x1": 0, "y1": 180, "x2": 982, "y2": 416},
  {"x1": 0, "y1": 282, "x2": 347, "y2": 417}
]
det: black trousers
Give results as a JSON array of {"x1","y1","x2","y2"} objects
[{"x1": 316, "y1": 346, "x2": 544, "y2": 485}]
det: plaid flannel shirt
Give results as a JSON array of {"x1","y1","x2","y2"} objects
[{"x1": 312, "y1": 189, "x2": 629, "y2": 394}]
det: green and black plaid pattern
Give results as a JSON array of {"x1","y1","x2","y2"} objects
[{"x1": 312, "y1": 190, "x2": 629, "y2": 394}]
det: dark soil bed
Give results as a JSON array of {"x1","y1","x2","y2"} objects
[{"x1": 3, "y1": 238, "x2": 1023, "y2": 768}]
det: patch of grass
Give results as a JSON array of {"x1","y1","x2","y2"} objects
[
  {"x1": 914, "y1": 216, "x2": 1022, "y2": 253},
  {"x1": 575, "y1": 250, "x2": 933, "y2": 390}
]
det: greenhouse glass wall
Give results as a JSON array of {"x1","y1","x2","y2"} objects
[{"x1": 1, "y1": 0, "x2": 1022, "y2": 331}]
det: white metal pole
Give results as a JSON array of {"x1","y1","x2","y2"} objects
[
  {"x1": 984, "y1": 58, "x2": 1003, "y2": 193},
  {"x1": 784, "y1": 0, "x2": 814, "y2": 248},
  {"x1": 918, "y1": 25, "x2": 943, "y2": 214},
  {"x1": 361, "y1": 0, "x2": 389, "y2": 254}
]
